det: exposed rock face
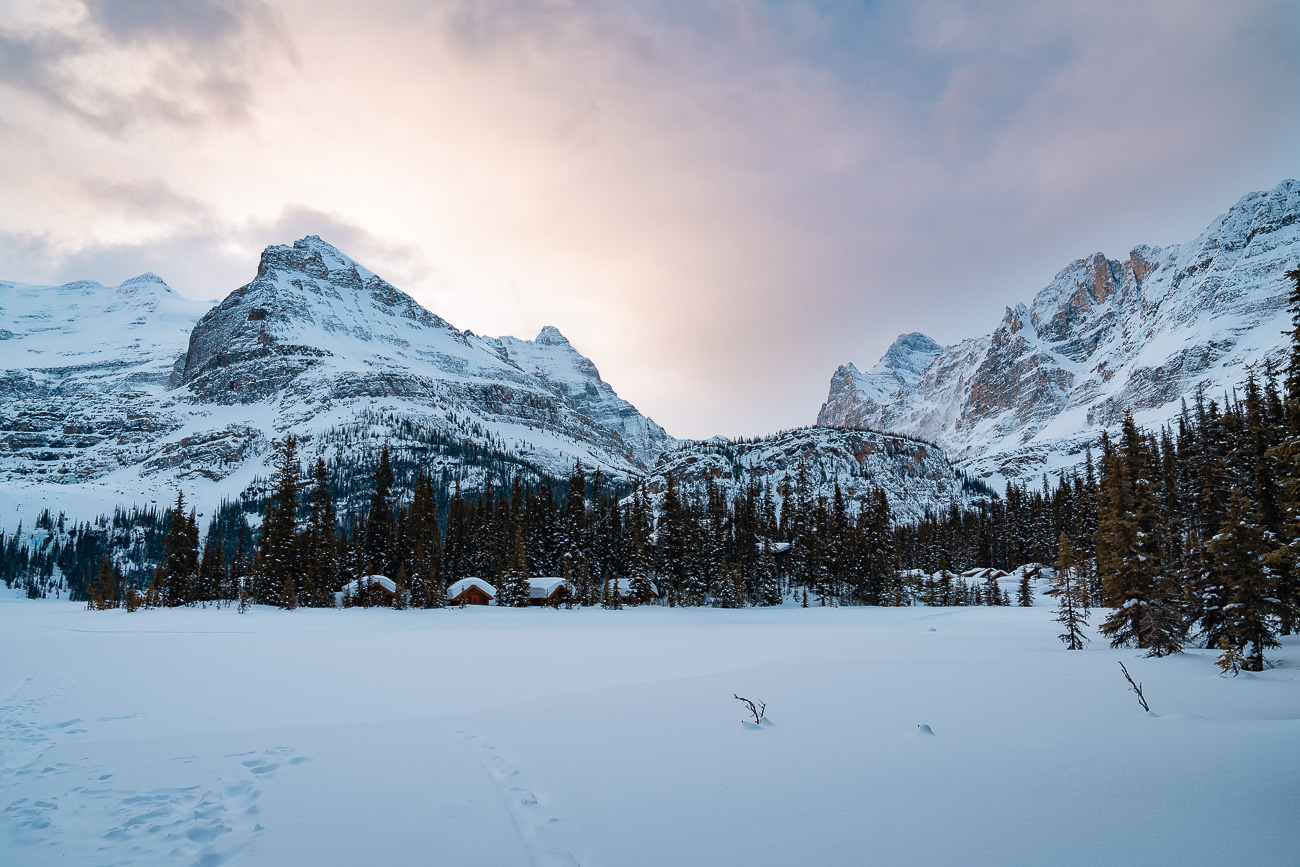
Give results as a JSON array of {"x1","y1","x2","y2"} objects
[
  {"x1": 816, "y1": 332, "x2": 942, "y2": 430},
  {"x1": 173, "y1": 237, "x2": 461, "y2": 402},
  {"x1": 0, "y1": 274, "x2": 209, "y2": 486},
  {"x1": 488, "y1": 326, "x2": 677, "y2": 469},
  {"x1": 1, "y1": 237, "x2": 678, "y2": 521},
  {"x1": 818, "y1": 180, "x2": 1300, "y2": 487},
  {"x1": 640, "y1": 427, "x2": 975, "y2": 525}
]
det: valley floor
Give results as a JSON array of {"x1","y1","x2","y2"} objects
[{"x1": 1, "y1": 598, "x2": 1296, "y2": 866}]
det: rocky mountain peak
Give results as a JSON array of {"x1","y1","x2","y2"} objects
[
  {"x1": 816, "y1": 179, "x2": 1300, "y2": 489},
  {"x1": 491, "y1": 325, "x2": 677, "y2": 469},
  {"x1": 535, "y1": 325, "x2": 571, "y2": 346},
  {"x1": 1, "y1": 238, "x2": 675, "y2": 520},
  {"x1": 255, "y1": 235, "x2": 370, "y2": 283},
  {"x1": 878, "y1": 333, "x2": 941, "y2": 377},
  {"x1": 174, "y1": 236, "x2": 464, "y2": 401},
  {"x1": 815, "y1": 332, "x2": 942, "y2": 430}
]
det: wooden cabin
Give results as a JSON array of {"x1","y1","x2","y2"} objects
[
  {"x1": 335, "y1": 575, "x2": 398, "y2": 607},
  {"x1": 446, "y1": 577, "x2": 496, "y2": 606},
  {"x1": 612, "y1": 577, "x2": 660, "y2": 604},
  {"x1": 528, "y1": 576, "x2": 572, "y2": 607}
]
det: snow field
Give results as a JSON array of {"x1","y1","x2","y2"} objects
[{"x1": 1, "y1": 599, "x2": 1297, "y2": 865}]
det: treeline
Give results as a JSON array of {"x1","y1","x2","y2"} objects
[
  {"x1": 899, "y1": 267, "x2": 1300, "y2": 670},
  {"x1": 85, "y1": 437, "x2": 904, "y2": 611},
  {"x1": 0, "y1": 505, "x2": 171, "y2": 601},
  {"x1": 16, "y1": 271, "x2": 1300, "y2": 672}
]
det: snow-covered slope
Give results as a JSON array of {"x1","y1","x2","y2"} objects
[
  {"x1": 816, "y1": 333, "x2": 942, "y2": 431},
  {"x1": 640, "y1": 427, "x2": 976, "y2": 524},
  {"x1": 5, "y1": 600, "x2": 1296, "y2": 866},
  {"x1": 488, "y1": 326, "x2": 677, "y2": 469},
  {"x1": 0, "y1": 237, "x2": 677, "y2": 524},
  {"x1": 819, "y1": 180, "x2": 1300, "y2": 487},
  {"x1": 0, "y1": 274, "x2": 210, "y2": 487}
]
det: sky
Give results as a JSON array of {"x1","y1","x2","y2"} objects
[{"x1": 2, "y1": 0, "x2": 1298, "y2": 440}]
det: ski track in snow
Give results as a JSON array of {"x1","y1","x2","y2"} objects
[
  {"x1": 457, "y1": 729, "x2": 578, "y2": 867},
  {"x1": 0, "y1": 679, "x2": 310, "y2": 866}
]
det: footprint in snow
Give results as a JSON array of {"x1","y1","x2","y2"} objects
[
  {"x1": 2, "y1": 745, "x2": 311, "y2": 865},
  {"x1": 459, "y1": 731, "x2": 577, "y2": 866}
]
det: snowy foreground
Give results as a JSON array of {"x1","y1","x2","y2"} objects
[{"x1": 2, "y1": 599, "x2": 1297, "y2": 866}]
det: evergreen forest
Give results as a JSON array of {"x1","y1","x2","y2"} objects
[{"x1": 4, "y1": 269, "x2": 1298, "y2": 672}]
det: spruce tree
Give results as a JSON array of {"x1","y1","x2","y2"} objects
[
  {"x1": 407, "y1": 471, "x2": 443, "y2": 608},
  {"x1": 155, "y1": 490, "x2": 199, "y2": 607},
  {"x1": 196, "y1": 536, "x2": 226, "y2": 607},
  {"x1": 498, "y1": 527, "x2": 531, "y2": 607},
  {"x1": 303, "y1": 458, "x2": 341, "y2": 608},
  {"x1": 601, "y1": 570, "x2": 623, "y2": 610},
  {"x1": 758, "y1": 541, "x2": 783, "y2": 606},
  {"x1": 251, "y1": 436, "x2": 303, "y2": 607},
  {"x1": 363, "y1": 444, "x2": 397, "y2": 577},
  {"x1": 1016, "y1": 570, "x2": 1034, "y2": 607},
  {"x1": 1097, "y1": 420, "x2": 1182, "y2": 653},
  {"x1": 1265, "y1": 267, "x2": 1300, "y2": 634},
  {"x1": 87, "y1": 555, "x2": 118, "y2": 610},
  {"x1": 1049, "y1": 534, "x2": 1089, "y2": 650},
  {"x1": 1208, "y1": 488, "x2": 1280, "y2": 671}
]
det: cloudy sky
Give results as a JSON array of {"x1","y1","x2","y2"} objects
[{"x1": 2, "y1": 0, "x2": 1298, "y2": 439}]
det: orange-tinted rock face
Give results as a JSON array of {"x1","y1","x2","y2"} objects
[{"x1": 816, "y1": 180, "x2": 1300, "y2": 487}]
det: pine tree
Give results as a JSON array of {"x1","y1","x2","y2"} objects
[
  {"x1": 302, "y1": 458, "x2": 341, "y2": 608},
  {"x1": 601, "y1": 570, "x2": 623, "y2": 609},
  {"x1": 251, "y1": 436, "x2": 303, "y2": 607},
  {"x1": 407, "y1": 471, "x2": 444, "y2": 608},
  {"x1": 1097, "y1": 420, "x2": 1182, "y2": 653},
  {"x1": 1016, "y1": 570, "x2": 1034, "y2": 607},
  {"x1": 498, "y1": 527, "x2": 531, "y2": 607},
  {"x1": 626, "y1": 525, "x2": 654, "y2": 605},
  {"x1": 1265, "y1": 267, "x2": 1300, "y2": 635},
  {"x1": 87, "y1": 555, "x2": 118, "y2": 610},
  {"x1": 155, "y1": 489, "x2": 199, "y2": 607},
  {"x1": 758, "y1": 541, "x2": 783, "y2": 606},
  {"x1": 1207, "y1": 488, "x2": 1280, "y2": 671},
  {"x1": 713, "y1": 560, "x2": 743, "y2": 608},
  {"x1": 363, "y1": 444, "x2": 396, "y2": 578},
  {"x1": 1049, "y1": 535, "x2": 1089, "y2": 650},
  {"x1": 195, "y1": 536, "x2": 226, "y2": 607},
  {"x1": 1214, "y1": 635, "x2": 1247, "y2": 677}
]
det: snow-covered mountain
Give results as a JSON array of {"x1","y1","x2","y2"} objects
[
  {"x1": 818, "y1": 180, "x2": 1300, "y2": 487},
  {"x1": 817, "y1": 333, "x2": 942, "y2": 432},
  {"x1": 639, "y1": 427, "x2": 978, "y2": 525},
  {"x1": 487, "y1": 326, "x2": 677, "y2": 469},
  {"x1": 0, "y1": 274, "x2": 210, "y2": 499},
  {"x1": 0, "y1": 237, "x2": 675, "y2": 522}
]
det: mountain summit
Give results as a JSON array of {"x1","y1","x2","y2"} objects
[
  {"x1": 0, "y1": 237, "x2": 677, "y2": 518},
  {"x1": 817, "y1": 179, "x2": 1300, "y2": 486}
]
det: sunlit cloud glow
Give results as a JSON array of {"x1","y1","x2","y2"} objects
[{"x1": 2, "y1": 0, "x2": 1297, "y2": 438}]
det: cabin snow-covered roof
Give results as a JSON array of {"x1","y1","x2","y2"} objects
[
  {"x1": 334, "y1": 575, "x2": 398, "y2": 606},
  {"x1": 341, "y1": 575, "x2": 397, "y2": 594},
  {"x1": 446, "y1": 577, "x2": 496, "y2": 599},
  {"x1": 960, "y1": 567, "x2": 1008, "y2": 580},
  {"x1": 611, "y1": 577, "x2": 659, "y2": 597},
  {"x1": 527, "y1": 576, "x2": 568, "y2": 598}
]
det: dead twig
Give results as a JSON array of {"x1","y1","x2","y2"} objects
[
  {"x1": 733, "y1": 694, "x2": 766, "y2": 725},
  {"x1": 1118, "y1": 661, "x2": 1150, "y2": 712}
]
